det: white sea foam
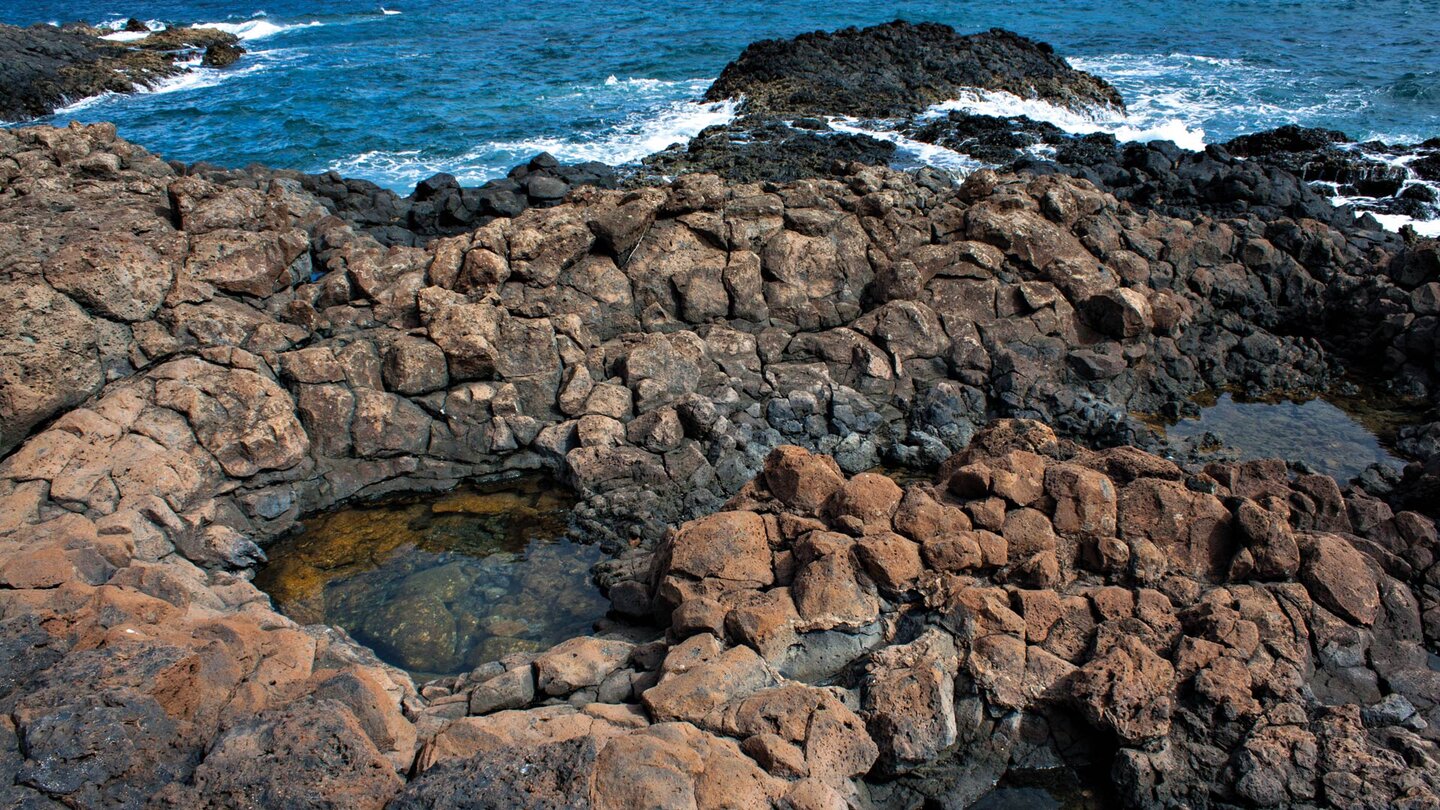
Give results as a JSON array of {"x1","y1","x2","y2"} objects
[
  {"x1": 485, "y1": 97, "x2": 738, "y2": 167},
  {"x1": 828, "y1": 118, "x2": 989, "y2": 174},
  {"x1": 51, "y1": 52, "x2": 292, "y2": 116},
  {"x1": 97, "y1": 18, "x2": 167, "y2": 41},
  {"x1": 922, "y1": 89, "x2": 1208, "y2": 152},
  {"x1": 329, "y1": 92, "x2": 737, "y2": 190},
  {"x1": 1364, "y1": 211, "x2": 1440, "y2": 237},
  {"x1": 194, "y1": 18, "x2": 324, "y2": 41},
  {"x1": 100, "y1": 30, "x2": 153, "y2": 42}
]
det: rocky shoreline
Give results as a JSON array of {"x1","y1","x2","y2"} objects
[
  {"x1": 0, "y1": 20, "x2": 246, "y2": 121},
  {"x1": 2, "y1": 19, "x2": 1440, "y2": 810}
]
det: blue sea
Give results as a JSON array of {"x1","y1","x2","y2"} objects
[{"x1": 6, "y1": 1, "x2": 1439, "y2": 201}]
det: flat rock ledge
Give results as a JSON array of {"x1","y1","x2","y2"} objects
[{"x1": 1, "y1": 123, "x2": 1440, "y2": 807}]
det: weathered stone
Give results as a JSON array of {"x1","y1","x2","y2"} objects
[
  {"x1": 1070, "y1": 636, "x2": 1175, "y2": 744},
  {"x1": 535, "y1": 637, "x2": 636, "y2": 696},
  {"x1": 1299, "y1": 533, "x2": 1381, "y2": 626}
]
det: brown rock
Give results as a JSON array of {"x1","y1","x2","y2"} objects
[
  {"x1": 166, "y1": 698, "x2": 401, "y2": 809},
  {"x1": 642, "y1": 645, "x2": 779, "y2": 724},
  {"x1": 1236, "y1": 498, "x2": 1300, "y2": 579},
  {"x1": 988, "y1": 451, "x2": 1047, "y2": 506},
  {"x1": 1045, "y1": 462, "x2": 1118, "y2": 538},
  {"x1": 791, "y1": 546, "x2": 880, "y2": 630},
  {"x1": 862, "y1": 629, "x2": 958, "y2": 773},
  {"x1": 673, "y1": 597, "x2": 729, "y2": 639},
  {"x1": 661, "y1": 511, "x2": 775, "y2": 590},
  {"x1": 0, "y1": 282, "x2": 103, "y2": 456},
  {"x1": 741, "y1": 732, "x2": 809, "y2": 777},
  {"x1": 1118, "y1": 478, "x2": 1235, "y2": 582},
  {"x1": 1070, "y1": 636, "x2": 1175, "y2": 744},
  {"x1": 892, "y1": 486, "x2": 972, "y2": 541},
  {"x1": 1002, "y1": 507, "x2": 1059, "y2": 560},
  {"x1": 826, "y1": 472, "x2": 902, "y2": 533},
  {"x1": 383, "y1": 336, "x2": 448, "y2": 395},
  {"x1": 44, "y1": 232, "x2": 175, "y2": 322},
  {"x1": 764, "y1": 446, "x2": 845, "y2": 515},
  {"x1": 723, "y1": 588, "x2": 800, "y2": 660},
  {"x1": 1299, "y1": 533, "x2": 1380, "y2": 626},
  {"x1": 534, "y1": 637, "x2": 636, "y2": 696},
  {"x1": 854, "y1": 533, "x2": 923, "y2": 593},
  {"x1": 921, "y1": 532, "x2": 983, "y2": 572}
]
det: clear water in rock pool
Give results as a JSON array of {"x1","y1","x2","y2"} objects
[
  {"x1": 253, "y1": 477, "x2": 608, "y2": 678},
  {"x1": 1161, "y1": 393, "x2": 1407, "y2": 482}
]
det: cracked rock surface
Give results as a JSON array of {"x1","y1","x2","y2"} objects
[{"x1": 1, "y1": 120, "x2": 1440, "y2": 808}]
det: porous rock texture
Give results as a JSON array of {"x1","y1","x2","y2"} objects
[{"x1": 2, "y1": 121, "x2": 1440, "y2": 807}]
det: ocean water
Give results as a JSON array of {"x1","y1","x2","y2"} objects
[{"x1": 6, "y1": 1, "x2": 1439, "y2": 201}]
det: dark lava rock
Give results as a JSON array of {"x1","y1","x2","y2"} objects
[
  {"x1": 258, "y1": 156, "x2": 621, "y2": 246},
  {"x1": 202, "y1": 41, "x2": 245, "y2": 68},
  {"x1": 1225, "y1": 125, "x2": 1410, "y2": 198},
  {"x1": 0, "y1": 23, "x2": 179, "y2": 120},
  {"x1": 641, "y1": 120, "x2": 897, "y2": 183},
  {"x1": 908, "y1": 112, "x2": 1068, "y2": 164},
  {"x1": 390, "y1": 738, "x2": 600, "y2": 809},
  {"x1": 121, "y1": 18, "x2": 149, "y2": 33},
  {"x1": 704, "y1": 21, "x2": 1124, "y2": 118},
  {"x1": 0, "y1": 22, "x2": 245, "y2": 121},
  {"x1": 130, "y1": 26, "x2": 240, "y2": 52}
]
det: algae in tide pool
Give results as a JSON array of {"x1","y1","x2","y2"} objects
[{"x1": 254, "y1": 477, "x2": 608, "y2": 678}]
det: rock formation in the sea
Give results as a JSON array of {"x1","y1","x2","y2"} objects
[
  {"x1": 642, "y1": 22, "x2": 1124, "y2": 188},
  {"x1": 0, "y1": 22, "x2": 245, "y2": 121},
  {"x1": 1224, "y1": 126, "x2": 1440, "y2": 221},
  {"x1": 704, "y1": 22, "x2": 1124, "y2": 118}
]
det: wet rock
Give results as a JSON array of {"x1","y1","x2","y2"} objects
[
  {"x1": 642, "y1": 121, "x2": 897, "y2": 184},
  {"x1": 0, "y1": 23, "x2": 192, "y2": 120}
]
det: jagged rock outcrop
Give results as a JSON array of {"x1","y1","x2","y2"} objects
[{"x1": 2, "y1": 122, "x2": 1440, "y2": 807}]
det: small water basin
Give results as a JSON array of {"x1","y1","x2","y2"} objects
[
  {"x1": 1161, "y1": 393, "x2": 1408, "y2": 481},
  {"x1": 254, "y1": 477, "x2": 608, "y2": 679}
]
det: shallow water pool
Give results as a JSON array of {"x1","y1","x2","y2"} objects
[
  {"x1": 253, "y1": 477, "x2": 608, "y2": 678},
  {"x1": 1162, "y1": 393, "x2": 1407, "y2": 482}
]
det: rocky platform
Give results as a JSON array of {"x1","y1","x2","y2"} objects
[
  {"x1": 0, "y1": 21, "x2": 245, "y2": 122},
  {"x1": 3, "y1": 109, "x2": 1440, "y2": 809}
]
